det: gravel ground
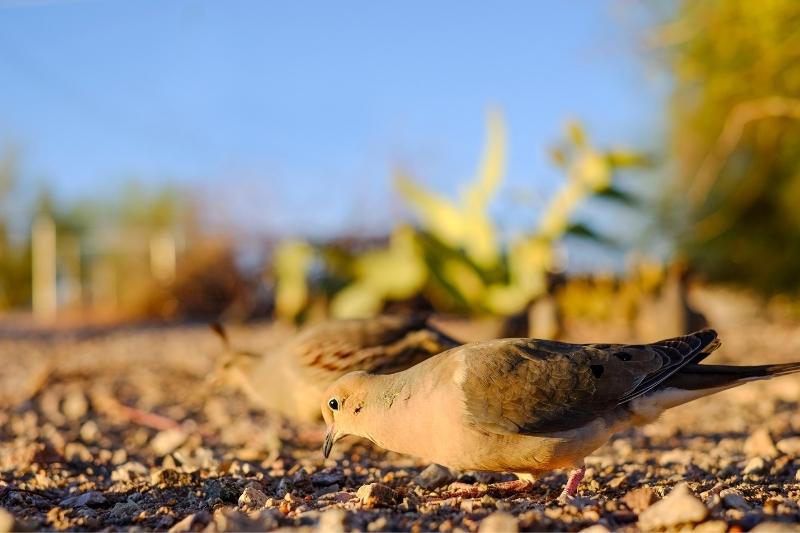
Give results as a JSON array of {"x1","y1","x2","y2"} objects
[{"x1": 2, "y1": 287, "x2": 800, "y2": 531}]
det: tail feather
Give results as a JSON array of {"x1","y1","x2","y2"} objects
[
  {"x1": 662, "y1": 361, "x2": 800, "y2": 391},
  {"x1": 632, "y1": 361, "x2": 800, "y2": 418}
]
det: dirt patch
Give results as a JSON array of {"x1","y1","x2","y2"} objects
[{"x1": 1, "y1": 308, "x2": 800, "y2": 531}]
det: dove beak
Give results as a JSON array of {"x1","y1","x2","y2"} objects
[{"x1": 323, "y1": 425, "x2": 337, "y2": 458}]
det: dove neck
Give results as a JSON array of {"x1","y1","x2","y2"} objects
[{"x1": 356, "y1": 367, "x2": 442, "y2": 457}]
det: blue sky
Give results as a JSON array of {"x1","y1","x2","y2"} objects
[{"x1": 0, "y1": 0, "x2": 667, "y2": 239}]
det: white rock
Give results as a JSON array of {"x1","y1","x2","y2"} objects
[
  {"x1": 316, "y1": 509, "x2": 346, "y2": 533},
  {"x1": 238, "y1": 486, "x2": 268, "y2": 509},
  {"x1": 150, "y1": 429, "x2": 187, "y2": 456},
  {"x1": 478, "y1": 511, "x2": 519, "y2": 533},
  {"x1": 776, "y1": 437, "x2": 800, "y2": 456},
  {"x1": 638, "y1": 483, "x2": 708, "y2": 530},
  {"x1": 579, "y1": 525, "x2": 610, "y2": 533},
  {"x1": 693, "y1": 520, "x2": 729, "y2": 533},
  {"x1": 743, "y1": 456, "x2": 768, "y2": 475},
  {"x1": 0, "y1": 509, "x2": 14, "y2": 533},
  {"x1": 168, "y1": 513, "x2": 197, "y2": 533},
  {"x1": 356, "y1": 483, "x2": 397, "y2": 508},
  {"x1": 744, "y1": 428, "x2": 778, "y2": 458},
  {"x1": 62, "y1": 390, "x2": 88, "y2": 421},
  {"x1": 111, "y1": 461, "x2": 149, "y2": 482}
]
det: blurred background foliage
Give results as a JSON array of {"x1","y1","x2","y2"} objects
[
  {"x1": 272, "y1": 112, "x2": 647, "y2": 322},
  {"x1": 662, "y1": 0, "x2": 800, "y2": 295},
  {"x1": 1, "y1": 0, "x2": 800, "y2": 327}
]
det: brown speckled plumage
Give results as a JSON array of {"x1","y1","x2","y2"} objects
[{"x1": 217, "y1": 315, "x2": 459, "y2": 422}]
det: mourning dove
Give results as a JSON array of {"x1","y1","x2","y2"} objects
[
  {"x1": 213, "y1": 315, "x2": 460, "y2": 422},
  {"x1": 321, "y1": 329, "x2": 800, "y2": 500}
]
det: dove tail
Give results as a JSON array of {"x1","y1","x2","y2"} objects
[
  {"x1": 210, "y1": 322, "x2": 230, "y2": 348},
  {"x1": 663, "y1": 361, "x2": 800, "y2": 392},
  {"x1": 423, "y1": 320, "x2": 462, "y2": 349},
  {"x1": 629, "y1": 361, "x2": 800, "y2": 420}
]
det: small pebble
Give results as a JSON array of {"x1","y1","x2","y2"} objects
[
  {"x1": 776, "y1": 437, "x2": 800, "y2": 457},
  {"x1": 743, "y1": 456, "x2": 768, "y2": 475},
  {"x1": 316, "y1": 509, "x2": 346, "y2": 533},
  {"x1": 59, "y1": 491, "x2": 107, "y2": 508},
  {"x1": 0, "y1": 509, "x2": 15, "y2": 533},
  {"x1": 150, "y1": 429, "x2": 187, "y2": 457},
  {"x1": 478, "y1": 511, "x2": 518, "y2": 533},
  {"x1": 64, "y1": 442, "x2": 92, "y2": 462},
  {"x1": 62, "y1": 390, "x2": 88, "y2": 421},
  {"x1": 622, "y1": 486, "x2": 658, "y2": 512},
  {"x1": 744, "y1": 428, "x2": 778, "y2": 458},
  {"x1": 238, "y1": 486, "x2": 268, "y2": 509},
  {"x1": 415, "y1": 464, "x2": 456, "y2": 489},
  {"x1": 722, "y1": 491, "x2": 751, "y2": 510},
  {"x1": 356, "y1": 483, "x2": 397, "y2": 508},
  {"x1": 579, "y1": 526, "x2": 610, "y2": 533}
]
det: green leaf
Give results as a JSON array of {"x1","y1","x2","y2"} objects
[
  {"x1": 566, "y1": 121, "x2": 587, "y2": 147},
  {"x1": 564, "y1": 222, "x2": 618, "y2": 247},
  {"x1": 606, "y1": 150, "x2": 649, "y2": 168},
  {"x1": 593, "y1": 186, "x2": 640, "y2": 206}
]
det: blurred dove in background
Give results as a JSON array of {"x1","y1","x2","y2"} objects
[
  {"x1": 212, "y1": 314, "x2": 460, "y2": 423},
  {"x1": 321, "y1": 329, "x2": 800, "y2": 501}
]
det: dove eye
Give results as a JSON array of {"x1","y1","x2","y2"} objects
[{"x1": 328, "y1": 398, "x2": 339, "y2": 411}]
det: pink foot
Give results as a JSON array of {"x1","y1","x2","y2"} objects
[{"x1": 557, "y1": 465, "x2": 585, "y2": 503}]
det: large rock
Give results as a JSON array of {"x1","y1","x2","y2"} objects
[{"x1": 638, "y1": 483, "x2": 708, "y2": 530}]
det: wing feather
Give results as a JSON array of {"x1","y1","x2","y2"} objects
[{"x1": 460, "y1": 330, "x2": 719, "y2": 435}]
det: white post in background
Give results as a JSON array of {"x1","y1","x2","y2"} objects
[
  {"x1": 32, "y1": 213, "x2": 57, "y2": 320},
  {"x1": 149, "y1": 230, "x2": 176, "y2": 283}
]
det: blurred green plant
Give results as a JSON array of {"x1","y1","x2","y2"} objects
[
  {"x1": 275, "y1": 112, "x2": 646, "y2": 321},
  {"x1": 273, "y1": 239, "x2": 315, "y2": 321},
  {"x1": 395, "y1": 110, "x2": 505, "y2": 270},
  {"x1": 330, "y1": 225, "x2": 427, "y2": 318},
  {"x1": 0, "y1": 148, "x2": 32, "y2": 309},
  {"x1": 658, "y1": 0, "x2": 800, "y2": 294}
]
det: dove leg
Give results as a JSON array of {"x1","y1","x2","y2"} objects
[{"x1": 558, "y1": 465, "x2": 585, "y2": 502}]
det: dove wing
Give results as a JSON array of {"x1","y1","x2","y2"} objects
[
  {"x1": 291, "y1": 315, "x2": 460, "y2": 387},
  {"x1": 459, "y1": 330, "x2": 719, "y2": 435}
]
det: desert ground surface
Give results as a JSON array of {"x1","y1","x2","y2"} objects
[{"x1": 2, "y1": 287, "x2": 800, "y2": 532}]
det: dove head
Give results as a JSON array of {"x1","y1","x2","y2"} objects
[{"x1": 321, "y1": 370, "x2": 374, "y2": 458}]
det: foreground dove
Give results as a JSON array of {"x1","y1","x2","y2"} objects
[
  {"x1": 213, "y1": 314, "x2": 459, "y2": 422},
  {"x1": 321, "y1": 329, "x2": 800, "y2": 500}
]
